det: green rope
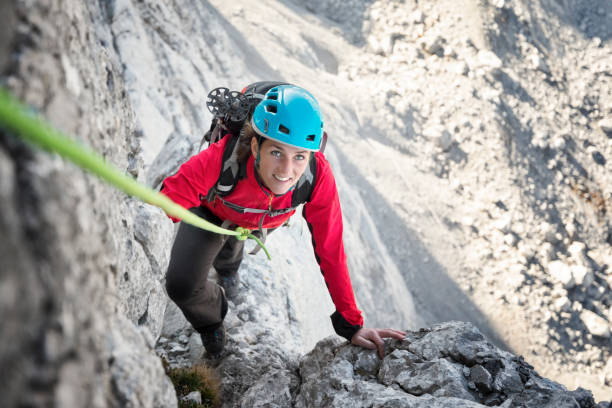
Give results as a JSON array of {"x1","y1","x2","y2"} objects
[{"x1": 0, "y1": 88, "x2": 271, "y2": 260}]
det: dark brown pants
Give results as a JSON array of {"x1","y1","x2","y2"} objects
[{"x1": 165, "y1": 206, "x2": 244, "y2": 331}]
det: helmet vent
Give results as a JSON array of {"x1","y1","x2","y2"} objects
[
  {"x1": 278, "y1": 124, "x2": 290, "y2": 134},
  {"x1": 265, "y1": 104, "x2": 277, "y2": 113},
  {"x1": 266, "y1": 94, "x2": 278, "y2": 100},
  {"x1": 306, "y1": 134, "x2": 315, "y2": 141}
]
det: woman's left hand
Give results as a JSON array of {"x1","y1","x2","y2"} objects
[{"x1": 351, "y1": 327, "x2": 407, "y2": 358}]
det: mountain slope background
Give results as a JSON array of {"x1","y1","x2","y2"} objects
[{"x1": 1, "y1": 0, "x2": 611, "y2": 406}]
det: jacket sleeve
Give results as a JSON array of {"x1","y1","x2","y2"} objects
[
  {"x1": 303, "y1": 154, "x2": 363, "y2": 341},
  {"x1": 159, "y1": 135, "x2": 227, "y2": 222}
]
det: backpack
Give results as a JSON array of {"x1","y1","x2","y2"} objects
[{"x1": 201, "y1": 81, "x2": 327, "y2": 235}]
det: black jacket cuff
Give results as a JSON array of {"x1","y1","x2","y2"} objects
[{"x1": 330, "y1": 310, "x2": 362, "y2": 341}]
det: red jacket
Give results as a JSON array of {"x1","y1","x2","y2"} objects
[{"x1": 161, "y1": 134, "x2": 363, "y2": 339}]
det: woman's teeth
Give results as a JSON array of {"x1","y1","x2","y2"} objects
[{"x1": 274, "y1": 174, "x2": 290, "y2": 182}]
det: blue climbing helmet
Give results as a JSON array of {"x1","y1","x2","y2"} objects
[{"x1": 251, "y1": 85, "x2": 324, "y2": 151}]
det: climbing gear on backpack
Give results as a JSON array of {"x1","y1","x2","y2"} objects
[
  {"x1": 202, "y1": 81, "x2": 291, "y2": 148},
  {"x1": 206, "y1": 87, "x2": 251, "y2": 123},
  {"x1": 202, "y1": 87, "x2": 252, "y2": 148},
  {"x1": 251, "y1": 85, "x2": 324, "y2": 151}
]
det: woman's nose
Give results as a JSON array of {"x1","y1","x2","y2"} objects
[{"x1": 278, "y1": 157, "x2": 292, "y2": 174}]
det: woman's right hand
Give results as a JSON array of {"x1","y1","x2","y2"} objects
[{"x1": 351, "y1": 327, "x2": 406, "y2": 358}]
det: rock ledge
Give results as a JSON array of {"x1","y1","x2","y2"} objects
[{"x1": 296, "y1": 321, "x2": 602, "y2": 408}]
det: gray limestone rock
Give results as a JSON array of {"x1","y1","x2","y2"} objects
[
  {"x1": 294, "y1": 322, "x2": 593, "y2": 407},
  {"x1": 147, "y1": 131, "x2": 198, "y2": 190},
  {"x1": 182, "y1": 391, "x2": 202, "y2": 405},
  {"x1": 470, "y1": 364, "x2": 493, "y2": 393},
  {"x1": 395, "y1": 358, "x2": 475, "y2": 401},
  {"x1": 378, "y1": 349, "x2": 424, "y2": 385},
  {"x1": 491, "y1": 359, "x2": 524, "y2": 394},
  {"x1": 407, "y1": 322, "x2": 501, "y2": 365},
  {"x1": 108, "y1": 317, "x2": 177, "y2": 408},
  {"x1": 239, "y1": 369, "x2": 298, "y2": 408}
]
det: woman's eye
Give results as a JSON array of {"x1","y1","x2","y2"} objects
[
  {"x1": 271, "y1": 151, "x2": 281, "y2": 158},
  {"x1": 295, "y1": 154, "x2": 305, "y2": 161}
]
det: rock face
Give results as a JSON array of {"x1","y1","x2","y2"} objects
[
  {"x1": 1, "y1": 0, "x2": 267, "y2": 404},
  {"x1": 296, "y1": 322, "x2": 596, "y2": 408},
  {"x1": 0, "y1": 0, "x2": 214, "y2": 405}
]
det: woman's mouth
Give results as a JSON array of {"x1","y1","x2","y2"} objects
[{"x1": 273, "y1": 174, "x2": 291, "y2": 182}]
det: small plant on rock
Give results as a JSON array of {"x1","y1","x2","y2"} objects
[{"x1": 162, "y1": 358, "x2": 220, "y2": 408}]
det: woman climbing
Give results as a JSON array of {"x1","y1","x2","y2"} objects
[{"x1": 161, "y1": 82, "x2": 405, "y2": 357}]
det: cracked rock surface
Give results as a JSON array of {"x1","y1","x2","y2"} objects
[{"x1": 296, "y1": 322, "x2": 598, "y2": 408}]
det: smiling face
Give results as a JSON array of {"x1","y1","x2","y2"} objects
[{"x1": 251, "y1": 137, "x2": 311, "y2": 195}]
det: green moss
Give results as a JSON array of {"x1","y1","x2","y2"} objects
[{"x1": 162, "y1": 358, "x2": 220, "y2": 408}]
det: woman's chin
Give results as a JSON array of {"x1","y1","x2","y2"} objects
[
  {"x1": 268, "y1": 181, "x2": 295, "y2": 195},
  {"x1": 270, "y1": 186, "x2": 292, "y2": 195}
]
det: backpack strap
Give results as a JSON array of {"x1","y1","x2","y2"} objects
[
  {"x1": 205, "y1": 133, "x2": 246, "y2": 202},
  {"x1": 200, "y1": 119, "x2": 227, "y2": 151}
]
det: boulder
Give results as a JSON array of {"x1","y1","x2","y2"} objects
[
  {"x1": 570, "y1": 264, "x2": 594, "y2": 289},
  {"x1": 476, "y1": 50, "x2": 503, "y2": 70},
  {"x1": 553, "y1": 297, "x2": 572, "y2": 312},
  {"x1": 549, "y1": 261, "x2": 576, "y2": 288},
  {"x1": 580, "y1": 310, "x2": 611, "y2": 338},
  {"x1": 423, "y1": 125, "x2": 454, "y2": 151},
  {"x1": 422, "y1": 36, "x2": 445, "y2": 56}
]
